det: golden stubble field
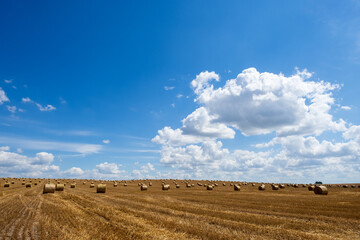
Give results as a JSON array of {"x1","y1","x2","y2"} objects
[{"x1": 0, "y1": 179, "x2": 359, "y2": 240}]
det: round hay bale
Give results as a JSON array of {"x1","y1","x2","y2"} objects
[
  {"x1": 124, "y1": 183, "x2": 127, "y2": 187},
  {"x1": 22, "y1": 182, "x2": 25, "y2": 185},
  {"x1": 162, "y1": 184, "x2": 170, "y2": 190},
  {"x1": 90, "y1": 183, "x2": 95, "y2": 188},
  {"x1": 234, "y1": 185, "x2": 241, "y2": 191},
  {"x1": 343, "y1": 185, "x2": 349, "y2": 188},
  {"x1": 25, "y1": 183, "x2": 32, "y2": 188},
  {"x1": 272, "y1": 185, "x2": 279, "y2": 190},
  {"x1": 83, "y1": 182, "x2": 86, "y2": 185},
  {"x1": 4, "y1": 183, "x2": 10, "y2": 187},
  {"x1": 351, "y1": 185, "x2": 356, "y2": 188},
  {"x1": 55, "y1": 184, "x2": 64, "y2": 191},
  {"x1": 113, "y1": 183, "x2": 118, "y2": 187},
  {"x1": 308, "y1": 186, "x2": 315, "y2": 191},
  {"x1": 293, "y1": 184, "x2": 299, "y2": 188},
  {"x1": 141, "y1": 185, "x2": 148, "y2": 191},
  {"x1": 258, "y1": 184, "x2": 266, "y2": 191},
  {"x1": 279, "y1": 184, "x2": 285, "y2": 189},
  {"x1": 97, "y1": 184, "x2": 106, "y2": 193},
  {"x1": 222, "y1": 183, "x2": 226, "y2": 186},
  {"x1": 186, "y1": 184, "x2": 191, "y2": 188},
  {"x1": 43, "y1": 184, "x2": 55, "y2": 193},
  {"x1": 11, "y1": 181, "x2": 14, "y2": 184},
  {"x1": 230, "y1": 183, "x2": 233, "y2": 186},
  {"x1": 71, "y1": 183, "x2": 76, "y2": 188},
  {"x1": 149, "y1": 182, "x2": 152, "y2": 186},
  {"x1": 176, "y1": 184, "x2": 180, "y2": 188},
  {"x1": 34, "y1": 182, "x2": 38, "y2": 186},
  {"x1": 252, "y1": 183, "x2": 255, "y2": 187},
  {"x1": 207, "y1": 185, "x2": 213, "y2": 190},
  {"x1": 314, "y1": 186, "x2": 328, "y2": 195}
]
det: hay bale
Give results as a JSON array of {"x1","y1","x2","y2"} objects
[
  {"x1": 293, "y1": 184, "x2": 299, "y2": 188},
  {"x1": 21, "y1": 182, "x2": 25, "y2": 185},
  {"x1": 279, "y1": 184, "x2": 285, "y2": 189},
  {"x1": 272, "y1": 185, "x2": 279, "y2": 190},
  {"x1": 34, "y1": 182, "x2": 38, "y2": 186},
  {"x1": 71, "y1": 183, "x2": 76, "y2": 188},
  {"x1": 149, "y1": 182, "x2": 152, "y2": 186},
  {"x1": 55, "y1": 184, "x2": 64, "y2": 191},
  {"x1": 90, "y1": 183, "x2": 95, "y2": 188},
  {"x1": 162, "y1": 184, "x2": 170, "y2": 190},
  {"x1": 343, "y1": 185, "x2": 349, "y2": 188},
  {"x1": 308, "y1": 186, "x2": 315, "y2": 191},
  {"x1": 186, "y1": 184, "x2": 191, "y2": 188},
  {"x1": 176, "y1": 184, "x2": 180, "y2": 188},
  {"x1": 314, "y1": 186, "x2": 328, "y2": 195},
  {"x1": 252, "y1": 183, "x2": 255, "y2": 187},
  {"x1": 351, "y1": 185, "x2": 356, "y2": 188},
  {"x1": 97, "y1": 184, "x2": 106, "y2": 193},
  {"x1": 113, "y1": 183, "x2": 118, "y2": 187},
  {"x1": 4, "y1": 183, "x2": 10, "y2": 187},
  {"x1": 230, "y1": 183, "x2": 233, "y2": 186},
  {"x1": 234, "y1": 184, "x2": 241, "y2": 191},
  {"x1": 258, "y1": 184, "x2": 266, "y2": 191},
  {"x1": 141, "y1": 185, "x2": 148, "y2": 191},
  {"x1": 43, "y1": 184, "x2": 55, "y2": 193},
  {"x1": 25, "y1": 183, "x2": 32, "y2": 188},
  {"x1": 11, "y1": 181, "x2": 14, "y2": 184},
  {"x1": 124, "y1": 183, "x2": 127, "y2": 187},
  {"x1": 207, "y1": 185, "x2": 213, "y2": 190}
]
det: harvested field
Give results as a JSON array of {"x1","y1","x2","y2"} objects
[{"x1": 0, "y1": 179, "x2": 359, "y2": 240}]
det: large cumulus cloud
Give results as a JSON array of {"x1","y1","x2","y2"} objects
[{"x1": 153, "y1": 68, "x2": 360, "y2": 182}]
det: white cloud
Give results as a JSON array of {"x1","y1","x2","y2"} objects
[
  {"x1": 152, "y1": 68, "x2": 360, "y2": 182},
  {"x1": 22, "y1": 97, "x2": 56, "y2": 112},
  {"x1": 191, "y1": 71, "x2": 220, "y2": 95},
  {"x1": 132, "y1": 162, "x2": 156, "y2": 179},
  {"x1": 164, "y1": 86, "x2": 175, "y2": 91},
  {"x1": 4, "y1": 79, "x2": 12, "y2": 84},
  {"x1": 0, "y1": 136, "x2": 102, "y2": 154},
  {"x1": 341, "y1": 106, "x2": 351, "y2": 110},
  {"x1": 96, "y1": 162, "x2": 122, "y2": 174},
  {"x1": 59, "y1": 97, "x2": 67, "y2": 104},
  {"x1": 35, "y1": 103, "x2": 56, "y2": 112},
  {"x1": 176, "y1": 94, "x2": 183, "y2": 98},
  {"x1": 6, "y1": 105, "x2": 17, "y2": 113},
  {"x1": 22, "y1": 97, "x2": 32, "y2": 103},
  {"x1": 171, "y1": 103, "x2": 175, "y2": 108},
  {"x1": 0, "y1": 146, "x2": 10, "y2": 151},
  {"x1": 0, "y1": 88, "x2": 9, "y2": 105},
  {"x1": 102, "y1": 139, "x2": 110, "y2": 144},
  {"x1": 17, "y1": 148, "x2": 23, "y2": 153},
  {"x1": 64, "y1": 167, "x2": 84, "y2": 176},
  {"x1": 0, "y1": 149, "x2": 59, "y2": 177}
]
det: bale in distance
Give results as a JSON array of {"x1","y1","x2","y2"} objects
[
  {"x1": 272, "y1": 185, "x2": 279, "y2": 190},
  {"x1": 279, "y1": 184, "x2": 285, "y2": 189},
  {"x1": 90, "y1": 183, "x2": 95, "y2": 188},
  {"x1": 234, "y1": 185, "x2": 241, "y2": 191},
  {"x1": 343, "y1": 185, "x2": 349, "y2": 188},
  {"x1": 124, "y1": 183, "x2": 127, "y2": 187},
  {"x1": 314, "y1": 186, "x2": 328, "y2": 195},
  {"x1": 176, "y1": 184, "x2": 180, "y2": 188},
  {"x1": 71, "y1": 183, "x2": 76, "y2": 188},
  {"x1": 11, "y1": 181, "x2": 14, "y2": 184},
  {"x1": 258, "y1": 184, "x2": 266, "y2": 191},
  {"x1": 55, "y1": 184, "x2": 64, "y2": 191},
  {"x1": 113, "y1": 183, "x2": 118, "y2": 187},
  {"x1": 207, "y1": 185, "x2": 213, "y2": 190},
  {"x1": 162, "y1": 184, "x2": 170, "y2": 190},
  {"x1": 308, "y1": 186, "x2": 315, "y2": 191},
  {"x1": 141, "y1": 185, "x2": 148, "y2": 191},
  {"x1": 43, "y1": 184, "x2": 55, "y2": 194},
  {"x1": 22, "y1": 182, "x2": 25, "y2": 185},
  {"x1": 97, "y1": 184, "x2": 106, "y2": 193},
  {"x1": 25, "y1": 183, "x2": 32, "y2": 188},
  {"x1": 4, "y1": 183, "x2": 10, "y2": 187}
]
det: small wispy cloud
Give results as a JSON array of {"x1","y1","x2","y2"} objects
[
  {"x1": 164, "y1": 86, "x2": 175, "y2": 91},
  {"x1": 4, "y1": 79, "x2": 12, "y2": 84},
  {"x1": 102, "y1": 139, "x2": 110, "y2": 144},
  {"x1": 0, "y1": 136, "x2": 102, "y2": 154},
  {"x1": 6, "y1": 105, "x2": 17, "y2": 114},
  {"x1": 59, "y1": 97, "x2": 67, "y2": 104},
  {"x1": 341, "y1": 106, "x2": 351, "y2": 110},
  {"x1": 22, "y1": 97, "x2": 56, "y2": 112},
  {"x1": 0, "y1": 88, "x2": 9, "y2": 105},
  {"x1": 171, "y1": 103, "x2": 175, "y2": 108},
  {"x1": 176, "y1": 94, "x2": 183, "y2": 98}
]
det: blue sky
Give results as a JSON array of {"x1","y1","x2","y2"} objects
[{"x1": 0, "y1": 1, "x2": 359, "y2": 183}]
